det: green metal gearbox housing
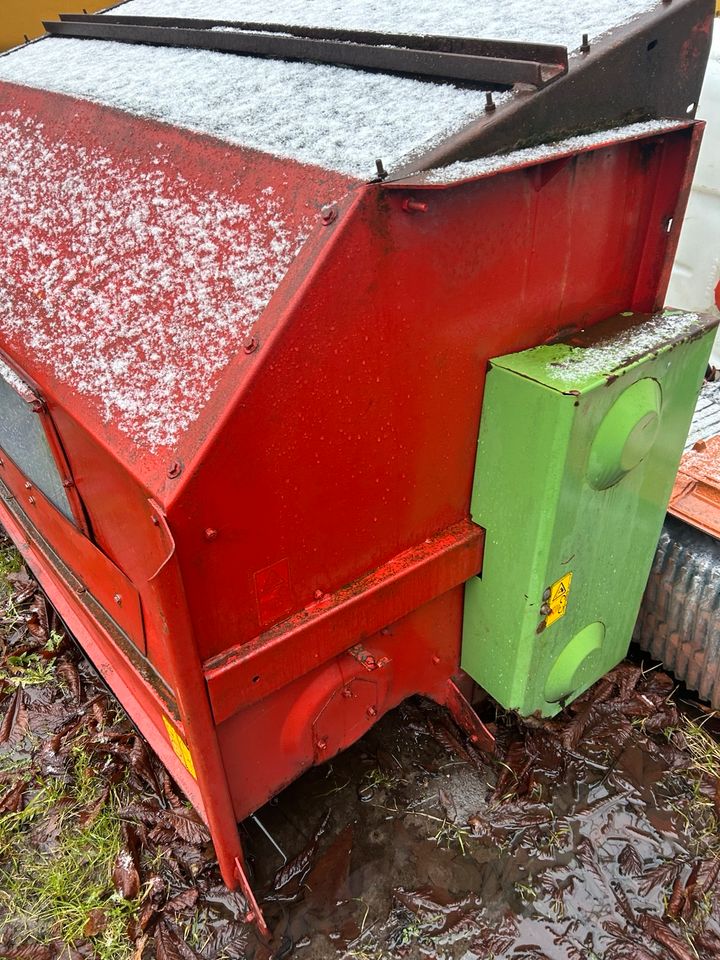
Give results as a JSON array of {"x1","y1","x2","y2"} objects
[{"x1": 462, "y1": 310, "x2": 718, "y2": 717}]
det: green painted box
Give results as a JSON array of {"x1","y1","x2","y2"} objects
[{"x1": 462, "y1": 310, "x2": 718, "y2": 716}]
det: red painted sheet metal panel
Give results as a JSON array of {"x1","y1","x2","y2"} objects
[
  {"x1": 173, "y1": 130, "x2": 698, "y2": 673},
  {"x1": 217, "y1": 587, "x2": 465, "y2": 823},
  {"x1": 0, "y1": 488, "x2": 204, "y2": 817},
  {"x1": 0, "y1": 82, "x2": 355, "y2": 491},
  {"x1": 205, "y1": 519, "x2": 484, "y2": 724}
]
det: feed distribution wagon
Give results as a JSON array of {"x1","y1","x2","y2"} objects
[{"x1": 0, "y1": 0, "x2": 716, "y2": 930}]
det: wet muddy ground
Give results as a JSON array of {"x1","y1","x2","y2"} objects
[{"x1": 1, "y1": 534, "x2": 720, "y2": 960}]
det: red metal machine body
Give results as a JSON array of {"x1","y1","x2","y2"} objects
[{"x1": 0, "y1": 0, "x2": 714, "y2": 920}]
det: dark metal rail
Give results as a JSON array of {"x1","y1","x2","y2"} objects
[{"x1": 44, "y1": 14, "x2": 568, "y2": 88}]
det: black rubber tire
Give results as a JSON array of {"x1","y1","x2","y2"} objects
[{"x1": 635, "y1": 515, "x2": 720, "y2": 709}]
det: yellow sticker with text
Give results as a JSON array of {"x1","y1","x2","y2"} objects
[
  {"x1": 546, "y1": 572, "x2": 573, "y2": 628},
  {"x1": 163, "y1": 715, "x2": 197, "y2": 779}
]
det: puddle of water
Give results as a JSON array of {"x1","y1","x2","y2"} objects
[
  {"x1": 241, "y1": 669, "x2": 720, "y2": 960},
  {"x1": 1, "y1": 547, "x2": 719, "y2": 960}
]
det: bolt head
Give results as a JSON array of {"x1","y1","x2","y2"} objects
[
  {"x1": 114, "y1": 594, "x2": 122, "y2": 605},
  {"x1": 366, "y1": 706, "x2": 377, "y2": 719},
  {"x1": 317, "y1": 737, "x2": 328, "y2": 751},
  {"x1": 320, "y1": 204, "x2": 337, "y2": 225},
  {"x1": 205, "y1": 528, "x2": 218, "y2": 541},
  {"x1": 243, "y1": 336, "x2": 258, "y2": 354},
  {"x1": 167, "y1": 460, "x2": 183, "y2": 479},
  {"x1": 402, "y1": 197, "x2": 429, "y2": 214}
]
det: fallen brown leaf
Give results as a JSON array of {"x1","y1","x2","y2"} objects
[
  {"x1": 83, "y1": 908, "x2": 108, "y2": 937},
  {"x1": 112, "y1": 823, "x2": 141, "y2": 899},
  {"x1": 154, "y1": 920, "x2": 202, "y2": 960},
  {"x1": 160, "y1": 807, "x2": 211, "y2": 846},
  {"x1": 273, "y1": 810, "x2": 330, "y2": 892},
  {"x1": 0, "y1": 944, "x2": 57, "y2": 960},
  {"x1": 163, "y1": 887, "x2": 199, "y2": 914},
  {"x1": 618, "y1": 843, "x2": 643, "y2": 878},
  {"x1": 0, "y1": 778, "x2": 26, "y2": 814},
  {"x1": 636, "y1": 914, "x2": 697, "y2": 960},
  {"x1": 0, "y1": 688, "x2": 28, "y2": 745},
  {"x1": 56, "y1": 659, "x2": 81, "y2": 700}
]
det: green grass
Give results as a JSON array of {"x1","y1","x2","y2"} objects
[
  {"x1": 682, "y1": 716, "x2": 720, "y2": 781},
  {"x1": 666, "y1": 717, "x2": 720, "y2": 859},
  {"x1": 0, "y1": 540, "x2": 23, "y2": 583},
  {"x1": 0, "y1": 539, "x2": 141, "y2": 960},
  {"x1": 0, "y1": 746, "x2": 140, "y2": 960},
  {"x1": 0, "y1": 649, "x2": 56, "y2": 687}
]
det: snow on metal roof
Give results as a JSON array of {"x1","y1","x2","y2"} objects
[
  {"x1": 0, "y1": 109, "x2": 313, "y2": 451},
  {"x1": 0, "y1": 38, "x2": 500, "y2": 179},
  {"x1": 114, "y1": 0, "x2": 659, "y2": 48},
  {"x1": 420, "y1": 120, "x2": 686, "y2": 184},
  {"x1": 0, "y1": 0, "x2": 659, "y2": 178}
]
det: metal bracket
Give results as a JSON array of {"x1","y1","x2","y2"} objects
[
  {"x1": 233, "y1": 856, "x2": 270, "y2": 938},
  {"x1": 444, "y1": 678, "x2": 496, "y2": 753},
  {"x1": 348, "y1": 643, "x2": 390, "y2": 672},
  {"x1": 45, "y1": 14, "x2": 568, "y2": 89}
]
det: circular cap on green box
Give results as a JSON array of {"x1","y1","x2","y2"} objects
[
  {"x1": 544, "y1": 620, "x2": 606, "y2": 703},
  {"x1": 587, "y1": 378, "x2": 662, "y2": 490}
]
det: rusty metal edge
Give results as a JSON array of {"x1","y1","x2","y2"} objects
[
  {"x1": 382, "y1": 120, "x2": 695, "y2": 189},
  {"x1": 387, "y1": 0, "x2": 715, "y2": 179},
  {"x1": 44, "y1": 18, "x2": 567, "y2": 89}
]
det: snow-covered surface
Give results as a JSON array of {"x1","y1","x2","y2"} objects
[
  {"x1": 112, "y1": 0, "x2": 659, "y2": 48},
  {"x1": 686, "y1": 380, "x2": 720, "y2": 451},
  {"x1": 421, "y1": 120, "x2": 686, "y2": 184},
  {"x1": 0, "y1": 0, "x2": 661, "y2": 177},
  {"x1": 545, "y1": 312, "x2": 702, "y2": 387},
  {"x1": 0, "y1": 110, "x2": 310, "y2": 451},
  {"x1": 0, "y1": 37, "x2": 502, "y2": 179}
]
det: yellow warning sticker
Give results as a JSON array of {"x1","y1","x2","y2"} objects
[
  {"x1": 545, "y1": 572, "x2": 573, "y2": 628},
  {"x1": 163, "y1": 715, "x2": 197, "y2": 779}
]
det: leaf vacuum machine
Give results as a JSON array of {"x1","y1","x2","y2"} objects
[{"x1": 0, "y1": 0, "x2": 716, "y2": 929}]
